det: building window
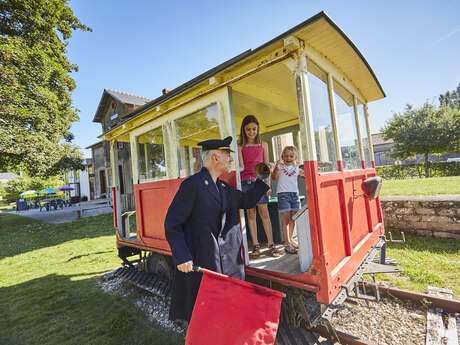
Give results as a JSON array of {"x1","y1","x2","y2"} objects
[
  {"x1": 136, "y1": 126, "x2": 167, "y2": 182},
  {"x1": 175, "y1": 103, "x2": 220, "y2": 177}
]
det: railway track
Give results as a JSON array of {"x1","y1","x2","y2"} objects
[
  {"x1": 113, "y1": 264, "x2": 460, "y2": 344},
  {"x1": 113, "y1": 265, "x2": 374, "y2": 345}
]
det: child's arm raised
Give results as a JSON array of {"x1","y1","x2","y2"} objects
[{"x1": 271, "y1": 160, "x2": 282, "y2": 180}]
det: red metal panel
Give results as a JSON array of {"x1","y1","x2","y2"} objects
[
  {"x1": 317, "y1": 178, "x2": 346, "y2": 268},
  {"x1": 112, "y1": 187, "x2": 117, "y2": 229},
  {"x1": 301, "y1": 160, "x2": 385, "y2": 304},
  {"x1": 133, "y1": 179, "x2": 184, "y2": 253},
  {"x1": 343, "y1": 173, "x2": 370, "y2": 247}
]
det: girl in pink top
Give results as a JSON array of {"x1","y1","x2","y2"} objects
[{"x1": 238, "y1": 115, "x2": 282, "y2": 258}]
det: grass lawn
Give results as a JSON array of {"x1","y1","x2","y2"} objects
[
  {"x1": 0, "y1": 213, "x2": 182, "y2": 345},
  {"x1": 374, "y1": 233, "x2": 460, "y2": 297},
  {"x1": 380, "y1": 176, "x2": 460, "y2": 196},
  {"x1": 0, "y1": 201, "x2": 14, "y2": 211}
]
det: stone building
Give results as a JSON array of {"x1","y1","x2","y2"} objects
[{"x1": 89, "y1": 89, "x2": 150, "y2": 201}]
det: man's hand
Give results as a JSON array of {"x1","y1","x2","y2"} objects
[{"x1": 177, "y1": 260, "x2": 194, "y2": 273}]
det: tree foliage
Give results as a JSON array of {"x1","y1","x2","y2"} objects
[
  {"x1": 0, "y1": 0, "x2": 90, "y2": 176},
  {"x1": 4, "y1": 175, "x2": 65, "y2": 202},
  {"x1": 382, "y1": 103, "x2": 460, "y2": 177},
  {"x1": 439, "y1": 83, "x2": 460, "y2": 109}
]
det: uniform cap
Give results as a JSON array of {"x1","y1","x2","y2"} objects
[{"x1": 198, "y1": 136, "x2": 234, "y2": 152}]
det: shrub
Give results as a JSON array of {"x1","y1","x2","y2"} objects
[{"x1": 376, "y1": 161, "x2": 460, "y2": 179}]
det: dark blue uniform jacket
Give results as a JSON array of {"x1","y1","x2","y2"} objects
[{"x1": 165, "y1": 167, "x2": 269, "y2": 321}]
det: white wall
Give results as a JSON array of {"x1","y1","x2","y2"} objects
[{"x1": 79, "y1": 170, "x2": 90, "y2": 199}]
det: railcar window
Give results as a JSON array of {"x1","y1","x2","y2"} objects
[
  {"x1": 357, "y1": 101, "x2": 372, "y2": 168},
  {"x1": 306, "y1": 62, "x2": 338, "y2": 172},
  {"x1": 333, "y1": 80, "x2": 361, "y2": 170},
  {"x1": 175, "y1": 103, "x2": 220, "y2": 177},
  {"x1": 136, "y1": 126, "x2": 167, "y2": 182},
  {"x1": 272, "y1": 132, "x2": 294, "y2": 162}
]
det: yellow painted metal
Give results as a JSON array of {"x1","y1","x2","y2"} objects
[
  {"x1": 353, "y1": 95, "x2": 366, "y2": 163},
  {"x1": 128, "y1": 88, "x2": 232, "y2": 183},
  {"x1": 364, "y1": 104, "x2": 375, "y2": 162}
]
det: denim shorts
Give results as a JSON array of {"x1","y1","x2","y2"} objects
[
  {"x1": 241, "y1": 180, "x2": 268, "y2": 204},
  {"x1": 277, "y1": 192, "x2": 300, "y2": 213}
]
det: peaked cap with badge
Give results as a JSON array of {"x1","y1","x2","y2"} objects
[{"x1": 164, "y1": 136, "x2": 269, "y2": 322}]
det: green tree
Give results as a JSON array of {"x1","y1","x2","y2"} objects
[
  {"x1": 439, "y1": 83, "x2": 460, "y2": 109},
  {"x1": 0, "y1": 0, "x2": 91, "y2": 176},
  {"x1": 4, "y1": 175, "x2": 65, "y2": 202},
  {"x1": 382, "y1": 103, "x2": 460, "y2": 177}
]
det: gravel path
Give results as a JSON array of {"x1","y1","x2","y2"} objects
[
  {"x1": 97, "y1": 270, "x2": 186, "y2": 336},
  {"x1": 331, "y1": 296, "x2": 426, "y2": 345}
]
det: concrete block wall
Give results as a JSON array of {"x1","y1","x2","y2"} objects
[{"x1": 381, "y1": 195, "x2": 460, "y2": 239}]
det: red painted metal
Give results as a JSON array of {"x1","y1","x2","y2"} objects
[
  {"x1": 133, "y1": 179, "x2": 184, "y2": 252},
  {"x1": 302, "y1": 159, "x2": 384, "y2": 304},
  {"x1": 115, "y1": 160, "x2": 384, "y2": 305},
  {"x1": 112, "y1": 187, "x2": 117, "y2": 229}
]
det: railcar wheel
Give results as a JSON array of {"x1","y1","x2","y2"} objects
[{"x1": 145, "y1": 253, "x2": 173, "y2": 281}]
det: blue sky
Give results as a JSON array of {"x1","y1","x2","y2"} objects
[{"x1": 68, "y1": 1, "x2": 460, "y2": 158}]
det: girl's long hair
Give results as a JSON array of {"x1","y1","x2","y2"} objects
[{"x1": 239, "y1": 115, "x2": 261, "y2": 146}]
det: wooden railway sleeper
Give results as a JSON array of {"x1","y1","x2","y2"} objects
[{"x1": 281, "y1": 287, "x2": 320, "y2": 329}]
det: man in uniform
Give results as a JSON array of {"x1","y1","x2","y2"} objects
[{"x1": 165, "y1": 136, "x2": 269, "y2": 322}]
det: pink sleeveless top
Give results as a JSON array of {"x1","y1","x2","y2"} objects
[{"x1": 241, "y1": 144, "x2": 264, "y2": 181}]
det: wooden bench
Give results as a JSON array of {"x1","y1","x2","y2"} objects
[{"x1": 75, "y1": 199, "x2": 112, "y2": 218}]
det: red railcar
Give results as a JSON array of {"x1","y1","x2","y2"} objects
[{"x1": 105, "y1": 12, "x2": 386, "y2": 324}]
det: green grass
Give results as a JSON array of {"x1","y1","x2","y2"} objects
[
  {"x1": 0, "y1": 213, "x2": 182, "y2": 345},
  {"x1": 380, "y1": 176, "x2": 460, "y2": 196},
  {"x1": 0, "y1": 201, "x2": 14, "y2": 211},
  {"x1": 374, "y1": 233, "x2": 460, "y2": 296}
]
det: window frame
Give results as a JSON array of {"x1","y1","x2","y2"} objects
[
  {"x1": 302, "y1": 50, "x2": 372, "y2": 173},
  {"x1": 134, "y1": 125, "x2": 168, "y2": 184},
  {"x1": 129, "y1": 87, "x2": 233, "y2": 183}
]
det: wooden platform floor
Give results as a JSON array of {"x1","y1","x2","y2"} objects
[{"x1": 248, "y1": 246, "x2": 303, "y2": 275}]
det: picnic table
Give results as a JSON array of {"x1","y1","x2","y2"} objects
[{"x1": 39, "y1": 198, "x2": 69, "y2": 211}]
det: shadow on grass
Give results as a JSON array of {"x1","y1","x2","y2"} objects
[
  {"x1": 0, "y1": 272, "x2": 182, "y2": 345},
  {"x1": 386, "y1": 231, "x2": 460, "y2": 255},
  {"x1": 0, "y1": 213, "x2": 116, "y2": 259}
]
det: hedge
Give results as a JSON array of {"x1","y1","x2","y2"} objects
[{"x1": 376, "y1": 161, "x2": 460, "y2": 179}]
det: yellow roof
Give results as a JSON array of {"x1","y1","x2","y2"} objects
[
  {"x1": 103, "y1": 11, "x2": 384, "y2": 139},
  {"x1": 295, "y1": 13, "x2": 384, "y2": 101}
]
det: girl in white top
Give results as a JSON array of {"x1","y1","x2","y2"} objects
[{"x1": 272, "y1": 146, "x2": 304, "y2": 254}]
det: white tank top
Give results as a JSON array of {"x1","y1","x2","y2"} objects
[{"x1": 276, "y1": 164, "x2": 299, "y2": 194}]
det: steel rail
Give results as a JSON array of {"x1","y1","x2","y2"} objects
[
  {"x1": 359, "y1": 282, "x2": 460, "y2": 314},
  {"x1": 312, "y1": 326, "x2": 374, "y2": 345}
]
